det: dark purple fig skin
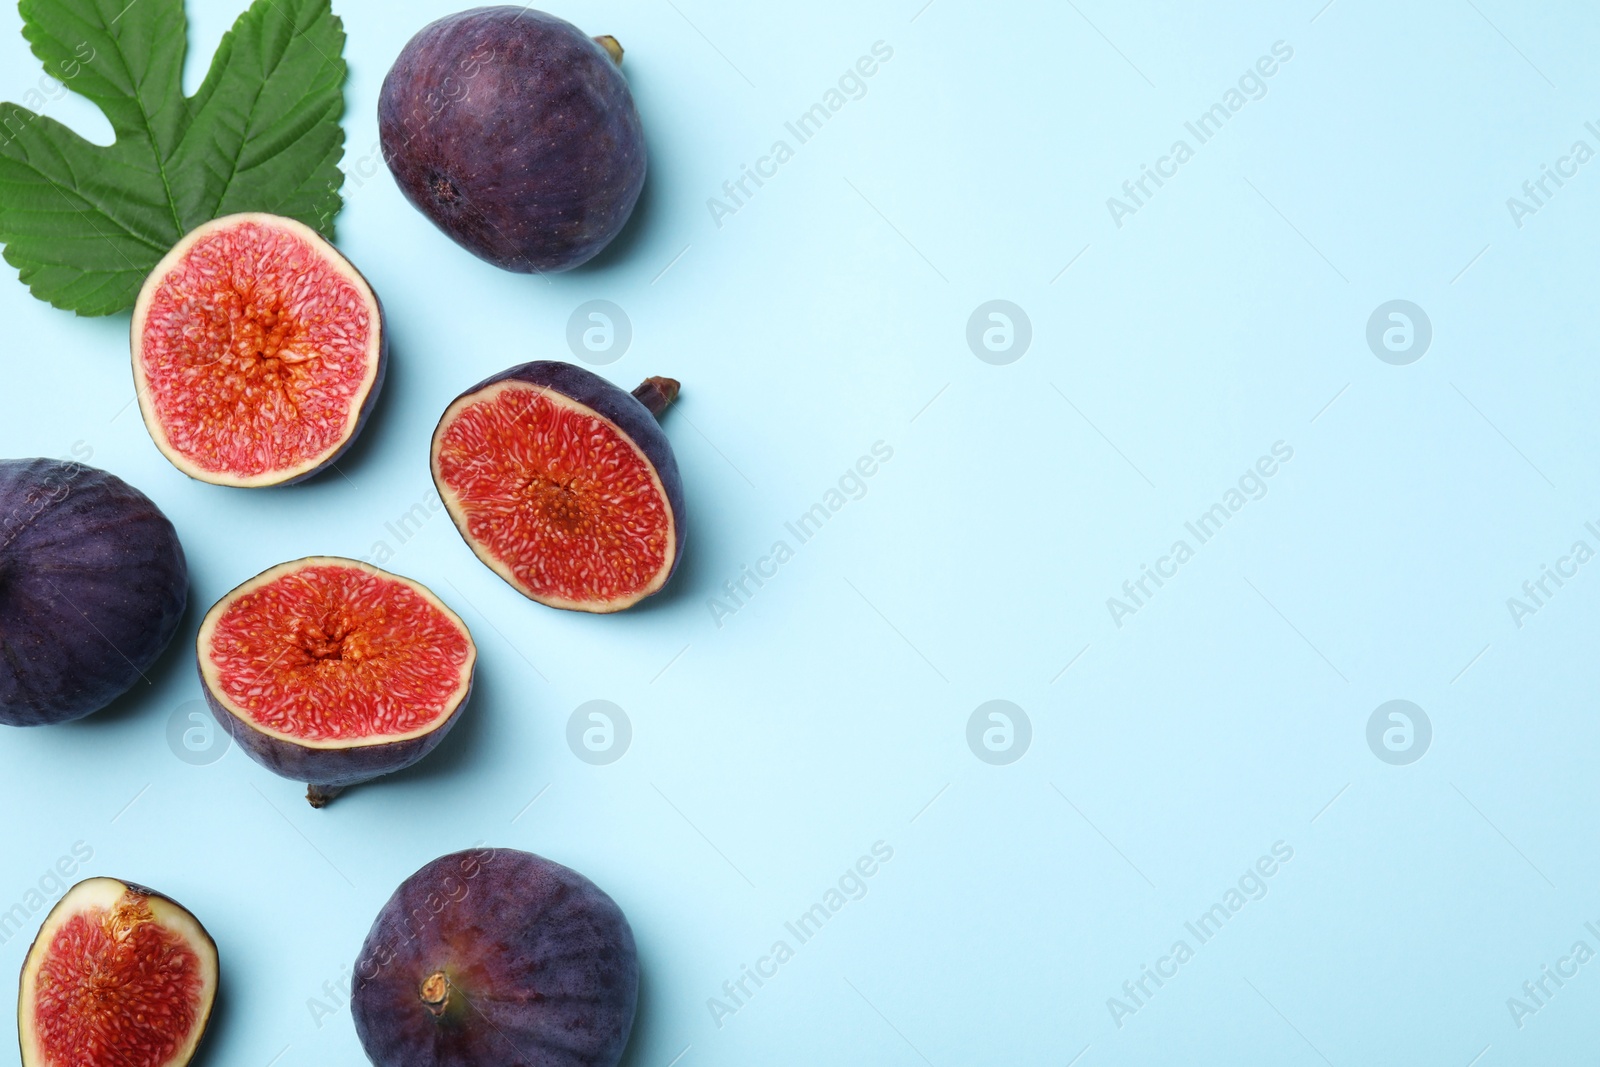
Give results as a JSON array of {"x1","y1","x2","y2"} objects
[
  {"x1": 0, "y1": 460, "x2": 187, "y2": 726},
  {"x1": 197, "y1": 557, "x2": 475, "y2": 808},
  {"x1": 199, "y1": 667, "x2": 472, "y2": 808},
  {"x1": 378, "y1": 7, "x2": 648, "y2": 273},
  {"x1": 352, "y1": 848, "x2": 639, "y2": 1067},
  {"x1": 434, "y1": 361, "x2": 687, "y2": 602}
]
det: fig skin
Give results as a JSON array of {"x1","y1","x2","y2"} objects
[
  {"x1": 431, "y1": 361, "x2": 687, "y2": 612},
  {"x1": 379, "y1": 7, "x2": 648, "y2": 273},
  {"x1": 352, "y1": 848, "x2": 639, "y2": 1067},
  {"x1": 0, "y1": 459, "x2": 188, "y2": 726},
  {"x1": 200, "y1": 678, "x2": 471, "y2": 808},
  {"x1": 131, "y1": 213, "x2": 390, "y2": 489},
  {"x1": 196, "y1": 557, "x2": 477, "y2": 808}
]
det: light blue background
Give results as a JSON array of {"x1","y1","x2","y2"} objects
[{"x1": 3, "y1": 0, "x2": 1599, "y2": 1063}]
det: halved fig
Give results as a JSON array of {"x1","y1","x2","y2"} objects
[
  {"x1": 197, "y1": 557, "x2": 476, "y2": 807},
  {"x1": 431, "y1": 361, "x2": 686, "y2": 613},
  {"x1": 19, "y1": 877, "x2": 218, "y2": 1067},
  {"x1": 0, "y1": 459, "x2": 187, "y2": 726},
  {"x1": 352, "y1": 848, "x2": 639, "y2": 1067},
  {"x1": 131, "y1": 213, "x2": 387, "y2": 488}
]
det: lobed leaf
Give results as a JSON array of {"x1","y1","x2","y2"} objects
[{"x1": 0, "y1": 0, "x2": 347, "y2": 317}]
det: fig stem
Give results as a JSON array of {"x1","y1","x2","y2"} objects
[
  {"x1": 421, "y1": 971, "x2": 451, "y2": 1016},
  {"x1": 595, "y1": 35, "x2": 624, "y2": 65},
  {"x1": 632, "y1": 377, "x2": 681, "y2": 420},
  {"x1": 306, "y1": 783, "x2": 346, "y2": 808}
]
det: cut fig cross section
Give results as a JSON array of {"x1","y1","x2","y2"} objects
[
  {"x1": 431, "y1": 361, "x2": 687, "y2": 613},
  {"x1": 132, "y1": 213, "x2": 387, "y2": 488},
  {"x1": 18, "y1": 878, "x2": 218, "y2": 1067},
  {"x1": 198, "y1": 557, "x2": 476, "y2": 807}
]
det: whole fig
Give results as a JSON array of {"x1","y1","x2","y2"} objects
[
  {"x1": 379, "y1": 7, "x2": 648, "y2": 273},
  {"x1": 0, "y1": 459, "x2": 187, "y2": 725},
  {"x1": 352, "y1": 848, "x2": 639, "y2": 1067}
]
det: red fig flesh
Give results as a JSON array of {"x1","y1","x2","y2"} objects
[
  {"x1": 431, "y1": 361, "x2": 686, "y2": 613},
  {"x1": 131, "y1": 213, "x2": 387, "y2": 487},
  {"x1": 18, "y1": 878, "x2": 218, "y2": 1067},
  {"x1": 198, "y1": 557, "x2": 476, "y2": 806}
]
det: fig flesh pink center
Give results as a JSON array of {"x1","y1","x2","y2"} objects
[
  {"x1": 31, "y1": 894, "x2": 203, "y2": 1067},
  {"x1": 135, "y1": 217, "x2": 379, "y2": 482},
  {"x1": 204, "y1": 563, "x2": 473, "y2": 745},
  {"x1": 434, "y1": 383, "x2": 673, "y2": 606}
]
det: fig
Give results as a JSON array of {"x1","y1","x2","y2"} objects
[
  {"x1": 431, "y1": 361, "x2": 686, "y2": 613},
  {"x1": 0, "y1": 459, "x2": 187, "y2": 727},
  {"x1": 131, "y1": 213, "x2": 388, "y2": 488},
  {"x1": 352, "y1": 848, "x2": 638, "y2": 1067},
  {"x1": 197, "y1": 557, "x2": 476, "y2": 807},
  {"x1": 379, "y1": 7, "x2": 648, "y2": 273},
  {"x1": 18, "y1": 877, "x2": 218, "y2": 1067}
]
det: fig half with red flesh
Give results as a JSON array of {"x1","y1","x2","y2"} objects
[
  {"x1": 18, "y1": 877, "x2": 218, "y2": 1067},
  {"x1": 198, "y1": 557, "x2": 476, "y2": 807},
  {"x1": 131, "y1": 213, "x2": 387, "y2": 487},
  {"x1": 352, "y1": 848, "x2": 639, "y2": 1067},
  {"x1": 431, "y1": 361, "x2": 686, "y2": 613}
]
